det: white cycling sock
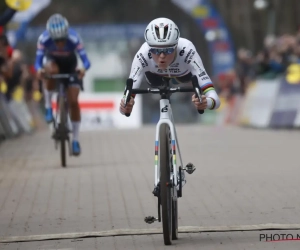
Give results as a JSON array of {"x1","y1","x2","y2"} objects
[
  {"x1": 44, "y1": 89, "x2": 54, "y2": 109},
  {"x1": 72, "y1": 122, "x2": 80, "y2": 141}
]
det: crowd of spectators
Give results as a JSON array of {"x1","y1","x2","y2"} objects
[
  {"x1": 236, "y1": 29, "x2": 300, "y2": 93},
  {"x1": 215, "y1": 29, "x2": 300, "y2": 100},
  {"x1": 0, "y1": 1, "x2": 44, "y2": 140}
]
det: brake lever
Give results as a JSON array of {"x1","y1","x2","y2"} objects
[
  {"x1": 124, "y1": 78, "x2": 133, "y2": 117},
  {"x1": 191, "y1": 75, "x2": 204, "y2": 114}
]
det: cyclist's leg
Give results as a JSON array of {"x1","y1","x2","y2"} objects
[
  {"x1": 43, "y1": 58, "x2": 59, "y2": 123},
  {"x1": 67, "y1": 84, "x2": 81, "y2": 155},
  {"x1": 62, "y1": 53, "x2": 81, "y2": 155}
]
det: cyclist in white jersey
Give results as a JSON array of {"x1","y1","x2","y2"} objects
[{"x1": 120, "y1": 17, "x2": 220, "y2": 115}]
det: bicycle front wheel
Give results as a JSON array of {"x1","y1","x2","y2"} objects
[
  {"x1": 160, "y1": 124, "x2": 172, "y2": 245},
  {"x1": 172, "y1": 197, "x2": 178, "y2": 240},
  {"x1": 59, "y1": 95, "x2": 67, "y2": 167}
]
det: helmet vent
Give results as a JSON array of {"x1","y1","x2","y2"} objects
[{"x1": 155, "y1": 24, "x2": 169, "y2": 39}]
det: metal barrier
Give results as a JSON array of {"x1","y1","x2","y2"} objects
[
  {"x1": 0, "y1": 93, "x2": 18, "y2": 140},
  {"x1": 0, "y1": 86, "x2": 46, "y2": 144},
  {"x1": 238, "y1": 72, "x2": 300, "y2": 129}
]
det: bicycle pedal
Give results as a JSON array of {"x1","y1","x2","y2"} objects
[
  {"x1": 144, "y1": 216, "x2": 158, "y2": 224},
  {"x1": 184, "y1": 163, "x2": 196, "y2": 174},
  {"x1": 152, "y1": 186, "x2": 159, "y2": 197}
]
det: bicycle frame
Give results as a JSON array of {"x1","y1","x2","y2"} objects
[
  {"x1": 155, "y1": 98, "x2": 185, "y2": 197},
  {"x1": 54, "y1": 82, "x2": 69, "y2": 128},
  {"x1": 47, "y1": 73, "x2": 77, "y2": 132},
  {"x1": 45, "y1": 73, "x2": 79, "y2": 162},
  {"x1": 125, "y1": 77, "x2": 200, "y2": 243},
  {"x1": 124, "y1": 76, "x2": 202, "y2": 197}
]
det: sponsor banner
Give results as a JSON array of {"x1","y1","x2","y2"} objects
[
  {"x1": 6, "y1": 0, "x2": 51, "y2": 47},
  {"x1": 11, "y1": 0, "x2": 51, "y2": 22},
  {"x1": 269, "y1": 76, "x2": 300, "y2": 128},
  {"x1": 171, "y1": 0, "x2": 235, "y2": 76},
  {"x1": 5, "y1": 0, "x2": 32, "y2": 11},
  {"x1": 52, "y1": 93, "x2": 142, "y2": 131},
  {"x1": 238, "y1": 79, "x2": 280, "y2": 128},
  {"x1": 25, "y1": 24, "x2": 146, "y2": 42}
]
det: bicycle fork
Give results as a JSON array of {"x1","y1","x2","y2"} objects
[
  {"x1": 53, "y1": 86, "x2": 72, "y2": 155},
  {"x1": 144, "y1": 101, "x2": 196, "y2": 225},
  {"x1": 145, "y1": 131, "x2": 195, "y2": 224}
]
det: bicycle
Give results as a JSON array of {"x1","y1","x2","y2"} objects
[
  {"x1": 123, "y1": 75, "x2": 204, "y2": 245},
  {"x1": 44, "y1": 73, "x2": 79, "y2": 167}
]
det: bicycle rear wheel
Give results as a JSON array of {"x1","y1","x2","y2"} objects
[
  {"x1": 59, "y1": 94, "x2": 67, "y2": 167},
  {"x1": 160, "y1": 124, "x2": 172, "y2": 245}
]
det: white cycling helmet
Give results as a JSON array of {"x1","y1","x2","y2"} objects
[
  {"x1": 46, "y1": 14, "x2": 69, "y2": 40},
  {"x1": 144, "y1": 17, "x2": 180, "y2": 47}
]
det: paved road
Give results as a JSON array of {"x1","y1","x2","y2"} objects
[{"x1": 0, "y1": 125, "x2": 300, "y2": 249}]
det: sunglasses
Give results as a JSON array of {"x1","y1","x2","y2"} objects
[{"x1": 149, "y1": 45, "x2": 177, "y2": 55}]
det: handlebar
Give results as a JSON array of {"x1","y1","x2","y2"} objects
[{"x1": 123, "y1": 75, "x2": 204, "y2": 117}]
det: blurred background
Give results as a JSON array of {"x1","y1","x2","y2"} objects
[{"x1": 1, "y1": 0, "x2": 300, "y2": 140}]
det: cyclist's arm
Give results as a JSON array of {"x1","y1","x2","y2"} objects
[
  {"x1": 188, "y1": 44, "x2": 220, "y2": 110},
  {"x1": 129, "y1": 53, "x2": 147, "y2": 95},
  {"x1": 74, "y1": 35, "x2": 91, "y2": 70},
  {"x1": 34, "y1": 35, "x2": 45, "y2": 72}
]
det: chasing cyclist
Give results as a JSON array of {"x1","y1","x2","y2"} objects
[
  {"x1": 120, "y1": 17, "x2": 220, "y2": 115},
  {"x1": 34, "y1": 14, "x2": 91, "y2": 156}
]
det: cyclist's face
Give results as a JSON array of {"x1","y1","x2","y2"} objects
[
  {"x1": 151, "y1": 48, "x2": 176, "y2": 69},
  {"x1": 54, "y1": 39, "x2": 66, "y2": 49}
]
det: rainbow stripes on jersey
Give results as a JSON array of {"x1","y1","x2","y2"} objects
[
  {"x1": 200, "y1": 82, "x2": 217, "y2": 109},
  {"x1": 201, "y1": 82, "x2": 214, "y2": 95}
]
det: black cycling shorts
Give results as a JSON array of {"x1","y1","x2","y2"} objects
[
  {"x1": 45, "y1": 53, "x2": 83, "y2": 89},
  {"x1": 144, "y1": 71, "x2": 193, "y2": 87}
]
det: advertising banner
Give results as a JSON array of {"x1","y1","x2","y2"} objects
[
  {"x1": 239, "y1": 79, "x2": 280, "y2": 128},
  {"x1": 6, "y1": 0, "x2": 51, "y2": 47},
  {"x1": 269, "y1": 75, "x2": 300, "y2": 128},
  {"x1": 52, "y1": 93, "x2": 142, "y2": 131},
  {"x1": 171, "y1": 0, "x2": 235, "y2": 76}
]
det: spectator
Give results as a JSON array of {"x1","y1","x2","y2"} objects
[
  {"x1": 235, "y1": 48, "x2": 255, "y2": 95},
  {"x1": 234, "y1": 31, "x2": 300, "y2": 83}
]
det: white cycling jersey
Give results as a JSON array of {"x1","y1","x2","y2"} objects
[{"x1": 129, "y1": 38, "x2": 220, "y2": 110}]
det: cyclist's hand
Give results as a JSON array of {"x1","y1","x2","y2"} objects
[
  {"x1": 77, "y1": 68, "x2": 85, "y2": 80},
  {"x1": 120, "y1": 97, "x2": 135, "y2": 115},
  {"x1": 36, "y1": 69, "x2": 45, "y2": 80},
  {"x1": 192, "y1": 94, "x2": 207, "y2": 110}
]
